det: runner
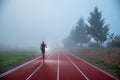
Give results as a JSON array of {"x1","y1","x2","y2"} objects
[{"x1": 40, "y1": 41, "x2": 47, "y2": 61}]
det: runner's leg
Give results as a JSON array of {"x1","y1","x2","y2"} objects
[
  {"x1": 42, "y1": 50, "x2": 45, "y2": 62},
  {"x1": 43, "y1": 53, "x2": 45, "y2": 59}
]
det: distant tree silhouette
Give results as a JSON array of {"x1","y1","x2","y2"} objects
[
  {"x1": 63, "y1": 17, "x2": 90, "y2": 48},
  {"x1": 72, "y1": 18, "x2": 90, "y2": 47},
  {"x1": 86, "y1": 7, "x2": 109, "y2": 47},
  {"x1": 63, "y1": 35, "x2": 76, "y2": 48},
  {"x1": 63, "y1": 30, "x2": 77, "y2": 48},
  {"x1": 107, "y1": 34, "x2": 120, "y2": 47}
]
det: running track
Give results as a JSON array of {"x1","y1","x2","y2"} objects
[{"x1": 0, "y1": 50, "x2": 118, "y2": 80}]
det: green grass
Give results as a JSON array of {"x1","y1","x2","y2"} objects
[
  {"x1": 104, "y1": 64, "x2": 120, "y2": 78},
  {"x1": 0, "y1": 51, "x2": 34, "y2": 67}
]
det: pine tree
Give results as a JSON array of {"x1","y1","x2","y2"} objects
[
  {"x1": 73, "y1": 18, "x2": 90, "y2": 47},
  {"x1": 63, "y1": 18, "x2": 90, "y2": 48},
  {"x1": 86, "y1": 7, "x2": 109, "y2": 47}
]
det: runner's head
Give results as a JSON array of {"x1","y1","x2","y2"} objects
[{"x1": 42, "y1": 41, "x2": 44, "y2": 44}]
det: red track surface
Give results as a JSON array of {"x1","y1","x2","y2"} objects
[{"x1": 0, "y1": 51, "x2": 117, "y2": 80}]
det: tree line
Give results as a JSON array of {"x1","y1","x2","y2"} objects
[{"x1": 63, "y1": 6, "x2": 120, "y2": 48}]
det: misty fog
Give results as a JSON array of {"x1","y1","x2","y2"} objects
[{"x1": 0, "y1": 0, "x2": 120, "y2": 50}]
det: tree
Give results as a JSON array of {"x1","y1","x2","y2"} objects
[
  {"x1": 86, "y1": 7, "x2": 109, "y2": 47},
  {"x1": 62, "y1": 35, "x2": 77, "y2": 48},
  {"x1": 63, "y1": 17, "x2": 90, "y2": 48},
  {"x1": 107, "y1": 34, "x2": 120, "y2": 47},
  {"x1": 73, "y1": 18, "x2": 90, "y2": 47}
]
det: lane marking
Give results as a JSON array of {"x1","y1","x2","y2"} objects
[
  {"x1": 0, "y1": 56, "x2": 41, "y2": 78},
  {"x1": 64, "y1": 53, "x2": 89, "y2": 80},
  {"x1": 26, "y1": 53, "x2": 53, "y2": 80},
  {"x1": 57, "y1": 52, "x2": 60, "y2": 80},
  {"x1": 67, "y1": 52, "x2": 118, "y2": 80},
  {"x1": 26, "y1": 63, "x2": 44, "y2": 80}
]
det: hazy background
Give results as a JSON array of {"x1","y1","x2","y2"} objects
[{"x1": 0, "y1": 0, "x2": 120, "y2": 50}]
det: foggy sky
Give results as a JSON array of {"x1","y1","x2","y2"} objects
[{"x1": 0, "y1": 0, "x2": 120, "y2": 50}]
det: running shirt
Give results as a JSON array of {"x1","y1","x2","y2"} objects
[{"x1": 41, "y1": 43, "x2": 46, "y2": 51}]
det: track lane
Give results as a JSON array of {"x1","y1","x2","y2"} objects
[
  {"x1": 64, "y1": 53, "x2": 89, "y2": 80},
  {"x1": 65, "y1": 51, "x2": 117, "y2": 80},
  {"x1": 59, "y1": 52, "x2": 87, "y2": 80},
  {"x1": 27, "y1": 51, "x2": 58, "y2": 80}
]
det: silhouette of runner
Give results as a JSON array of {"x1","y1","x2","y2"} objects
[{"x1": 40, "y1": 41, "x2": 47, "y2": 61}]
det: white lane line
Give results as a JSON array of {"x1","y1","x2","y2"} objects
[
  {"x1": 26, "y1": 53, "x2": 53, "y2": 80},
  {"x1": 64, "y1": 53, "x2": 89, "y2": 80},
  {"x1": 57, "y1": 52, "x2": 60, "y2": 80},
  {"x1": 26, "y1": 63, "x2": 44, "y2": 80},
  {"x1": 67, "y1": 52, "x2": 118, "y2": 80},
  {"x1": 0, "y1": 56, "x2": 41, "y2": 78}
]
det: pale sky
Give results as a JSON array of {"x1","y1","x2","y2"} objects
[{"x1": 0, "y1": 0, "x2": 120, "y2": 50}]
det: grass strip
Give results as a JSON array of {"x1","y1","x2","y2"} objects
[
  {"x1": 75, "y1": 54, "x2": 120, "y2": 79},
  {"x1": 0, "y1": 51, "x2": 33, "y2": 67}
]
